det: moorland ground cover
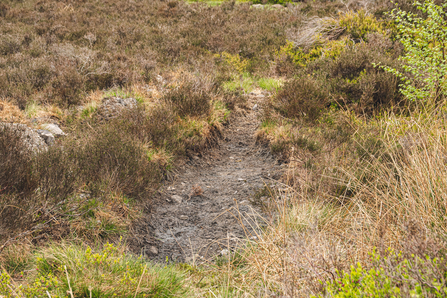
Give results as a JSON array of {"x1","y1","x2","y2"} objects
[{"x1": 1, "y1": 0, "x2": 447, "y2": 296}]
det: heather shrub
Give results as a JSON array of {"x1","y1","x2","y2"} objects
[
  {"x1": 75, "y1": 125, "x2": 161, "y2": 199},
  {"x1": 120, "y1": 105, "x2": 178, "y2": 148},
  {"x1": 51, "y1": 64, "x2": 85, "y2": 107},
  {"x1": 0, "y1": 125, "x2": 36, "y2": 197},
  {"x1": 273, "y1": 73, "x2": 329, "y2": 121},
  {"x1": 272, "y1": 41, "x2": 402, "y2": 121},
  {"x1": 0, "y1": 126, "x2": 38, "y2": 233},
  {"x1": 0, "y1": 34, "x2": 22, "y2": 56},
  {"x1": 34, "y1": 146, "x2": 78, "y2": 202},
  {"x1": 163, "y1": 83, "x2": 212, "y2": 118},
  {"x1": 0, "y1": 118, "x2": 163, "y2": 234},
  {"x1": 0, "y1": 0, "x2": 293, "y2": 109}
]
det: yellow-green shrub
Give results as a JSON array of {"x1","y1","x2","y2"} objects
[{"x1": 338, "y1": 10, "x2": 385, "y2": 40}]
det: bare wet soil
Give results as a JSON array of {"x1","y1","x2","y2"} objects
[{"x1": 130, "y1": 92, "x2": 283, "y2": 263}]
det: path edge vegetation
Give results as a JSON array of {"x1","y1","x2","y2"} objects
[{"x1": 1, "y1": 0, "x2": 447, "y2": 296}]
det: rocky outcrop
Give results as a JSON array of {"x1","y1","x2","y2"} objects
[
  {"x1": 0, "y1": 123, "x2": 48, "y2": 152},
  {"x1": 36, "y1": 129, "x2": 55, "y2": 146},
  {"x1": 1, "y1": 122, "x2": 66, "y2": 151},
  {"x1": 97, "y1": 97, "x2": 138, "y2": 121}
]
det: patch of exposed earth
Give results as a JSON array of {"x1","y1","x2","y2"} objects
[{"x1": 130, "y1": 91, "x2": 283, "y2": 263}]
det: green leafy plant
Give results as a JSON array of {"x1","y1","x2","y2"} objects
[
  {"x1": 315, "y1": 249, "x2": 447, "y2": 297},
  {"x1": 378, "y1": 0, "x2": 447, "y2": 101}
]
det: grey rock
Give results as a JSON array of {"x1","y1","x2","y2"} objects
[
  {"x1": 97, "y1": 97, "x2": 138, "y2": 121},
  {"x1": 252, "y1": 4, "x2": 263, "y2": 8},
  {"x1": 41, "y1": 123, "x2": 66, "y2": 137},
  {"x1": 36, "y1": 129, "x2": 55, "y2": 146},
  {"x1": 271, "y1": 4, "x2": 284, "y2": 9},
  {"x1": 149, "y1": 246, "x2": 158, "y2": 255},
  {"x1": 0, "y1": 123, "x2": 47, "y2": 152},
  {"x1": 171, "y1": 195, "x2": 183, "y2": 204},
  {"x1": 252, "y1": 104, "x2": 258, "y2": 111}
]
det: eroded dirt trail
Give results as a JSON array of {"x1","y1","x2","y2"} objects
[{"x1": 131, "y1": 92, "x2": 282, "y2": 263}]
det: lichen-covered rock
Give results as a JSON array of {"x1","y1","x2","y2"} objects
[
  {"x1": 41, "y1": 123, "x2": 66, "y2": 137},
  {"x1": 36, "y1": 129, "x2": 55, "y2": 145},
  {"x1": 97, "y1": 97, "x2": 138, "y2": 121},
  {"x1": 0, "y1": 123, "x2": 48, "y2": 152}
]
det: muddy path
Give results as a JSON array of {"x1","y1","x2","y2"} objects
[{"x1": 130, "y1": 91, "x2": 283, "y2": 263}]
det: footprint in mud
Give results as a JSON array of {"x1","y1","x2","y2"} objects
[{"x1": 129, "y1": 91, "x2": 283, "y2": 263}]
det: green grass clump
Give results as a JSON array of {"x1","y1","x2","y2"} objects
[
  {"x1": 222, "y1": 73, "x2": 256, "y2": 94},
  {"x1": 223, "y1": 74, "x2": 283, "y2": 93},
  {"x1": 80, "y1": 101, "x2": 98, "y2": 119},
  {"x1": 0, "y1": 242, "x2": 190, "y2": 298},
  {"x1": 104, "y1": 88, "x2": 145, "y2": 104},
  {"x1": 257, "y1": 77, "x2": 283, "y2": 92}
]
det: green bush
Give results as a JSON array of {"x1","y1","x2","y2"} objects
[
  {"x1": 379, "y1": 0, "x2": 447, "y2": 101},
  {"x1": 316, "y1": 249, "x2": 447, "y2": 297}
]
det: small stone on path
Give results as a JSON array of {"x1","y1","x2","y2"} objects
[
  {"x1": 171, "y1": 195, "x2": 183, "y2": 204},
  {"x1": 149, "y1": 246, "x2": 158, "y2": 255}
]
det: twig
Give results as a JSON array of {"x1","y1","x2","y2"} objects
[
  {"x1": 65, "y1": 265, "x2": 74, "y2": 298},
  {"x1": 169, "y1": 228, "x2": 186, "y2": 256},
  {"x1": 0, "y1": 229, "x2": 37, "y2": 254},
  {"x1": 134, "y1": 264, "x2": 147, "y2": 298}
]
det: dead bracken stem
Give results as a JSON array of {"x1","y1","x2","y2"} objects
[
  {"x1": 134, "y1": 264, "x2": 147, "y2": 298},
  {"x1": 65, "y1": 265, "x2": 74, "y2": 298}
]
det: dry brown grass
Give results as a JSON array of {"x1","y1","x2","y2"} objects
[
  {"x1": 194, "y1": 105, "x2": 447, "y2": 297},
  {"x1": 0, "y1": 100, "x2": 27, "y2": 123}
]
